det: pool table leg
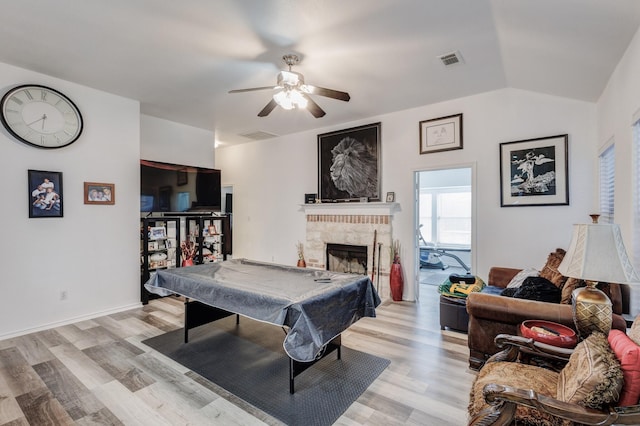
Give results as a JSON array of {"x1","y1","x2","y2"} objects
[{"x1": 288, "y1": 334, "x2": 342, "y2": 394}]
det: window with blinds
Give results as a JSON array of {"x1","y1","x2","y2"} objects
[
  {"x1": 599, "y1": 144, "x2": 615, "y2": 224},
  {"x1": 634, "y1": 122, "x2": 640, "y2": 307}
]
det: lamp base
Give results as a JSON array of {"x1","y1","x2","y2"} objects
[{"x1": 572, "y1": 281, "x2": 612, "y2": 339}]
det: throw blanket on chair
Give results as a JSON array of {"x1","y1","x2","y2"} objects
[{"x1": 501, "y1": 276, "x2": 561, "y2": 303}]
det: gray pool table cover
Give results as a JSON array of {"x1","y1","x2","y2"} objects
[{"x1": 144, "y1": 258, "x2": 381, "y2": 362}]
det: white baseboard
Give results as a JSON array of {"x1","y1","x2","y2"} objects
[{"x1": 0, "y1": 302, "x2": 143, "y2": 341}]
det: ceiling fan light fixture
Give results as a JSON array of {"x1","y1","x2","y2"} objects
[
  {"x1": 277, "y1": 70, "x2": 303, "y2": 87},
  {"x1": 230, "y1": 53, "x2": 346, "y2": 118},
  {"x1": 273, "y1": 90, "x2": 294, "y2": 110},
  {"x1": 290, "y1": 90, "x2": 308, "y2": 108},
  {"x1": 273, "y1": 89, "x2": 307, "y2": 110}
]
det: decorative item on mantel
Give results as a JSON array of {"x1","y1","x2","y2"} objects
[
  {"x1": 180, "y1": 239, "x2": 197, "y2": 267},
  {"x1": 390, "y1": 240, "x2": 404, "y2": 301},
  {"x1": 296, "y1": 241, "x2": 306, "y2": 268}
]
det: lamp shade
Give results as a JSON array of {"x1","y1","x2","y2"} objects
[{"x1": 557, "y1": 223, "x2": 640, "y2": 285}]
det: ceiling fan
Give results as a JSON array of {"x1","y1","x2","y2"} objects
[{"x1": 228, "y1": 54, "x2": 350, "y2": 118}]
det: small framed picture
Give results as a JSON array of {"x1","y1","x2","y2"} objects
[
  {"x1": 84, "y1": 182, "x2": 115, "y2": 205},
  {"x1": 29, "y1": 170, "x2": 63, "y2": 218},
  {"x1": 149, "y1": 226, "x2": 167, "y2": 240},
  {"x1": 419, "y1": 113, "x2": 463, "y2": 154},
  {"x1": 177, "y1": 169, "x2": 188, "y2": 186},
  {"x1": 386, "y1": 192, "x2": 395, "y2": 203}
]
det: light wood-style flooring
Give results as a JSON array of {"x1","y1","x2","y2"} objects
[{"x1": 0, "y1": 286, "x2": 476, "y2": 425}]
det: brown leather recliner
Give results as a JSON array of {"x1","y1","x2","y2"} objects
[{"x1": 466, "y1": 249, "x2": 629, "y2": 370}]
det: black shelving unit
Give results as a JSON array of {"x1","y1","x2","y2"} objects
[
  {"x1": 141, "y1": 213, "x2": 231, "y2": 304},
  {"x1": 140, "y1": 216, "x2": 181, "y2": 304},
  {"x1": 184, "y1": 214, "x2": 231, "y2": 264}
]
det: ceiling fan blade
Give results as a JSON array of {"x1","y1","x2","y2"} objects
[
  {"x1": 257, "y1": 99, "x2": 278, "y2": 117},
  {"x1": 229, "y1": 86, "x2": 277, "y2": 94},
  {"x1": 303, "y1": 85, "x2": 350, "y2": 102},
  {"x1": 302, "y1": 94, "x2": 326, "y2": 118}
]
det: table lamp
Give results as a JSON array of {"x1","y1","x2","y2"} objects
[{"x1": 557, "y1": 218, "x2": 639, "y2": 338}]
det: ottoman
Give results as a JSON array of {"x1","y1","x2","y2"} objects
[{"x1": 439, "y1": 294, "x2": 469, "y2": 332}]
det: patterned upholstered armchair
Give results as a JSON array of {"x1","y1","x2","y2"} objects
[{"x1": 468, "y1": 317, "x2": 640, "y2": 426}]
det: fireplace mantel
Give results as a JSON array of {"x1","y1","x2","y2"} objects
[
  {"x1": 301, "y1": 202, "x2": 400, "y2": 216},
  {"x1": 302, "y1": 201, "x2": 398, "y2": 300}
]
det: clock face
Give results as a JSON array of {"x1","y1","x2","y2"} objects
[{"x1": 1, "y1": 85, "x2": 83, "y2": 149}]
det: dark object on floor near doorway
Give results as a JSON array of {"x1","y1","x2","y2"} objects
[{"x1": 440, "y1": 295, "x2": 469, "y2": 332}]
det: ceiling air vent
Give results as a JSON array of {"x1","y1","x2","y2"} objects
[
  {"x1": 438, "y1": 51, "x2": 464, "y2": 67},
  {"x1": 239, "y1": 130, "x2": 278, "y2": 141}
]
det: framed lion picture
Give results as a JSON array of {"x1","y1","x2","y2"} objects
[{"x1": 317, "y1": 122, "x2": 381, "y2": 202}]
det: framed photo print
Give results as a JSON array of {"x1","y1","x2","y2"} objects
[
  {"x1": 318, "y1": 122, "x2": 381, "y2": 202},
  {"x1": 29, "y1": 169, "x2": 63, "y2": 218},
  {"x1": 84, "y1": 182, "x2": 115, "y2": 205},
  {"x1": 419, "y1": 113, "x2": 463, "y2": 154},
  {"x1": 386, "y1": 192, "x2": 395, "y2": 202},
  {"x1": 177, "y1": 169, "x2": 188, "y2": 186},
  {"x1": 499, "y1": 134, "x2": 569, "y2": 207},
  {"x1": 149, "y1": 226, "x2": 167, "y2": 240}
]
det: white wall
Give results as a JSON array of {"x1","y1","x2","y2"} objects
[
  {"x1": 141, "y1": 114, "x2": 215, "y2": 168},
  {"x1": 597, "y1": 26, "x2": 640, "y2": 239},
  {"x1": 597, "y1": 25, "x2": 640, "y2": 312},
  {"x1": 216, "y1": 88, "x2": 598, "y2": 300},
  {"x1": 0, "y1": 62, "x2": 141, "y2": 338}
]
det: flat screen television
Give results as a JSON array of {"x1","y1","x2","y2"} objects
[{"x1": 140, "y1": 160, "x2": 221, "y2": 213}]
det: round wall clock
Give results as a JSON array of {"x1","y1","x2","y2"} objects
[{"x1": 1, "y1": 84, "x2": 83, "y2": 149}]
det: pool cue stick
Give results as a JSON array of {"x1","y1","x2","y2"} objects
[
  {"x1": 371, "y1": 229, "x2": 377, "y2": 282},
  {"x1": 376, "y1": 242, "x2": 382, "y2": 293}
]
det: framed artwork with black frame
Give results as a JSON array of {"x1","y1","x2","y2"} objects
[
  {"x1": 419, "y1": 113, "x2": 463, "y2": 154},
  {"x1": 318, "y1": 122, "x2": 381, "y2": 202},
  {"x1": 499, "y1": 134, "x2": 569, "y2": 207},
  {"x1": 29, "y1": 169, "x2": 63, "y2": 218}
]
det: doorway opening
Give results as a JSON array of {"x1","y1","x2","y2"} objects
[
  {"x1": 415, "y1": 166, "x2": 473, "y2": 292},
  {"x1": 222, "y1": 185, "x2": 233, "y2": 257}
]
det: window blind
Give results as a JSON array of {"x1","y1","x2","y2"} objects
[
  {"x1": 599, "y1": 144, "x2": 615, "y2": 224},
  {"x1": 633, "y1": 122, "x2": 640, "y2": 313}
]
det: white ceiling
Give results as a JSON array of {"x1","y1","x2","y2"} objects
[{"x1": 1, "y1": 0, "x2": 639, "y2": 146}]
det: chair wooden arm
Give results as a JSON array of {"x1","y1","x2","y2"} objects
[
  {"x1": 486, "y1": 334, "x2": 574, "y2": 368},
  {"x1": 469, "y1": 383, "x2": 640, "y2": 426}
]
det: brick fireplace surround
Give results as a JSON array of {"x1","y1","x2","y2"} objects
[{"x1": 302, "y1": 203, "x2": 399, "y2": 300}]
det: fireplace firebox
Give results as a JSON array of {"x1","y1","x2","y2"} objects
[{"x1": 326, "y1": 243, "x2": 367, "y2": 275}]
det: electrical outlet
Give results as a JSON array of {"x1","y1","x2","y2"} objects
[{"x1": 60, "y1": 290, "x2": 68, "y2": 301}]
